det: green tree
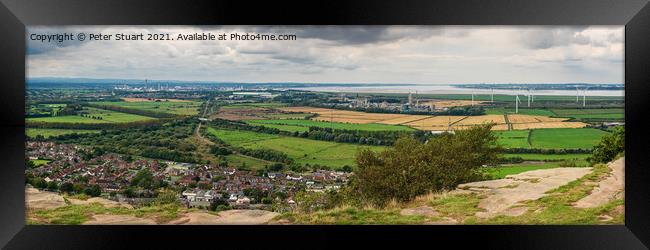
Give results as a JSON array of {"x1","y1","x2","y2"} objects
[
  {"x1": 131, "y1": 168, "x2": 154, "y2": 189},
  {"x1": 84, "y1": 184, "x2": 102, "y2": 197},
  {"x1": 590, "y1": 126, "x2": 625, "y2": 163},
  {"x1": 352, "y1": 124, "x2": 500, "y2": 207}
]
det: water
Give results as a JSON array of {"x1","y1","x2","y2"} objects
[{"x1": 291, "y1": 84, "x2": 624, "y2": 97}]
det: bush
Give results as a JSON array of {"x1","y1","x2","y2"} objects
[
  {"x1": 589, "y1": 126, "x2": 624, "y2": 163},
  {"x1": 351, "y1": 124, "x2": 500, "y2": 207}
]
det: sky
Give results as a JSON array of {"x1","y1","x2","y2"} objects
[{"x1": 26, "y1": 26, "x2": 624, "y2": 84}]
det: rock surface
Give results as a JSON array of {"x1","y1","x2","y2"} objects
[
  {"x1": 573, "y1": 157, "x2": 624, "y2": 208},
  {"x1": 457, "y1": 167, "x2": 592, "y2": 218}
]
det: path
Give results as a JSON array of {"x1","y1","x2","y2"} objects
[
  {"x1": 167, "y1": 210, "x2": 279, "y2": 225},
  {"x1": 573, "y1": 157, "x2": 624, "y2": 208},
  {"x1": 452, "y1": 167, "x2": 592, "y2": 218}
]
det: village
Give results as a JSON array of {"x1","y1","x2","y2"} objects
[{"x1": 25, "y1": 141, "x2": 351, "y2": 211}]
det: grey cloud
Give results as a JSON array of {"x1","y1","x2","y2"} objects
[
  {"x1": 202, "y1": 26, "x2": 452, "y2": 45},
  {"x1": 518, "y1": 27, "x2": 588, "y2": 49}
]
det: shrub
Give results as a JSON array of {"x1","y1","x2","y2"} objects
[
  {"x1": 351, "y1": 124, "x2": 500, "y2": 207},
  {"x1": 589, "y1": 126, "x2": 624, "y2": 163}
]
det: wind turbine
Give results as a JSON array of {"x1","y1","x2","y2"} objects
[
  {"x1": 491, "y1": 88, "x2": 494, "y2": 103},
  {"x1": 471, "y1": 91, "x2": 475, "y2": 106},
  {"x1": 582, "y1": 87, "x2": 590, "y2": 107},
  {"x1": 530, "y1": 88, "x2": 535, "y2": 103},
  {"x1": 527, "y1": 89, "x2": 531, "y2": 107},
  {"x1": 576, "y1": 87, "x2": 580, "y2": 103}
]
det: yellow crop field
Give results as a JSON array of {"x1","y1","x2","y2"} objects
[
  {"x1": 507, "y1": 114, "x2": 566, "y2": 123},
  {"x1": 377, "y1": 115, "x2": 431, "y2": 125},
  {"x1": 455, "y1": 114, "x2": 506, "y2": 125},
  {"x1": 278, "y1": 107, "x2": 585, "y2": 131}
]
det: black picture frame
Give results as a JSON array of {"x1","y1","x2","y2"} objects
[{"x1": 1, "y1": 0, "x2": 649, "y2": 249}]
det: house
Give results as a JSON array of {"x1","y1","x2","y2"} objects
[{"x1": 236, "y1": 196, "x2": 251, "y2": 204}]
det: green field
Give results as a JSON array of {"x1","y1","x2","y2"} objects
[
  {"x1": 208, "y1": 127, "x2": 386, "y2": 168},
  {"x1": 495, "y1": 130, "x2": 531, "y2": 148},
  {"x1": 503, "y1": 153, "x2": 590, "y2": 161},
  {"x1": 28, "y1": 115, "x2": 108, "y2": 124},
  {"x1": 224, "y1": 154, "x2": 272, "y2": 170},
  {"x1": 530, "y1": 128, "x2": 608, "y2": 149},
  {"x1": 495, "y1": 128, "x2": 607, "y2": 149},
  {"x1": 551, "y1": 108, "x2": 624, "y2": 120},
  {"x1": 27, "y1": 107, "x2": 155, "y2": 124},
  {"x1": 29, "y1": 159, "x2": 51, "y2": 167},
  {"x1": 221, "y1": 103, "x2": 288, "y2": 109},
  {"x1": 26, "y1": 128, "x2": 101, "y2": 138},
  {"x1": 486, "y1": 108, "x2": 555, "y2": 116},
  {"x1": 484, "y1": 161, "x2": 589, "y2": 179},
  {"x1": 244, "y1": 121, "x2": 309, "y2": 133},
  {"x1": 245, "y1": 119, "x2": 415, "y2": 132},
  {"x1": 90, "y1": 101, "x2": 201, "y2": 115}
]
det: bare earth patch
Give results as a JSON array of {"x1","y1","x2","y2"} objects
[
  {"x1": 168, "y1": 210, "x2": 279, "y2": 225},
  {"x1": 25, "y1": 187, "x2": 67, "y2": 210},
  {"x1": 573, "y1": 157, "x2": 625, "y2": 208},
  {"x1": 456, "y1": 167, "x2": 592, "y2": 218},
  {"x1": 83, "y1": 214, "x2": 157, "y2": 225},
  {"x1": 400, "y1": 206, "x2": 439, "y2": 217}
]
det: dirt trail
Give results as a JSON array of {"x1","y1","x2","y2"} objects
[
  {"x1": 83, "y1": 214, "x2": 157, "y2": 225},
  {"x1": 573, "y1": 157, "x2": 624, "y2": 208},
  {"x1": 167, "y1": 210, "x2": 279, "y2": 225},
  {"x1": 454, "y1": 167, "x2": 592, "y2": 218},
  {"x1": 25, "y1": 187, "x2": 67, "y2": 210}
]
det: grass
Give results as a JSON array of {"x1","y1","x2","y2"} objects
[
  {"x1": 246, "y1": 119, "x2": 415, "y2": 131},
  {"x1": 224, "y1": 154, "x2": 271, "y2": 170},
  {"x1": 29, "y1": 159, "x2": 51, "y2": 167},
  {"x1": 90, "y1": 101, "x2": 202, "y2": 115},
  {"x1": 28, "y1": 202, "x2": 184, "y2": 225},
  {"x1": 551, "y1": 108, "x2": 624, "y2": 121},
  {"x1": 27, "y1": 107, "x2": 155, "y2": 124},
  {"x1": 277, "y1": 206, "x2": 427, "y2": 225},
  {"x1": 27, "y1": 115, "x2": 110, "y2": 124},
  {"x1": 486, "y1": 108, "x2": 555, "y2": 116},
  {"x1": 480, "y1": 163, "x2": 624, "y2": 225},
  {"x1": 208, "y1": 127, "x2": 386, "y2": 168},
  {"x1": 495, "y1": 128, "x2": 607, "y2": 149},
  {"x1": 484, "y1": 162, "x2": 564, "y2": 179},
  {"x1": 274, "y1": 157, "x2": 623, "y2": 225},
  {"x1": 495, "y1": 130, "x2": 531, "y2": 148},
  {"x1": 503, "y1": 153, "x2": 590, "y2": 161},
  {"x1": 26, "y1": 128, "x2": 100, "y2": 138},
  {"x1": 245, "y1": 121, "x2": 310, "y2": 133},
  {"x1": 530, "y1": 128, "x2": 608, "y2": 149}
]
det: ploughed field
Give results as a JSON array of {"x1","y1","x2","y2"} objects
[
  {"x1": 278, "y1": 106, "x2": 587, "y2": 131},
  {"x1": 207, "y1": 127, "x2": 385, "y2": 168}
]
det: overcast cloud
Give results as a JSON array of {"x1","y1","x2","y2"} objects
[{"x1": 26, "y1": 26, "x2": 623, "y2": 84}]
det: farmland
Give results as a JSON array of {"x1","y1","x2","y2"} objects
[
  {"x1": 495, "y1": 128, "x2": 608, "y2": 149},
  {"x1": 26, "y1": 128, "x2": 101, "y2": 138},
  {"x1": 89, "y1": 100, "x2": 202, "y2": 115},
  {"x1": 551, "y1": 108, "x2": 624, "y2": 121},
  {"x1": 207, "y1": 127, "x2": 385, "y2": 168},
  {"x1": 27, "y1": 107, "x2": 155, "y2": 124},
  {"x1": 279, "y1": 106, "x2": 586, "y2": 131},
  {"x1": 530, "y1": 128, "x2": 609, "y2": 149},
  {"x1": 245, "y1": 119, "x2": 415, "y2": 132}
]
